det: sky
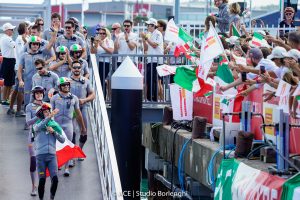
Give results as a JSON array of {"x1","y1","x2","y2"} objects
[{"x1": 0, "y1": 0, "x2": 280, "y2": 8}]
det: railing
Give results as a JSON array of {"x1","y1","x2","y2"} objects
[
  {"x1": 132, "y1": 23, "x2": 298, "y2": 39},
  {"x1": 89, "y1": 54, "x2": 123, "y2": 200},
  {"x1": 96, "y1": 54, "x2": 186, "y2": 104}
]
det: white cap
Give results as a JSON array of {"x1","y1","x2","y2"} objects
[
  {"x1": 145, "y1": 18, "x2": 157, "y2": 26},
  {"x1": 24, "y1": 21, "x2": 35, "y2": 27},
  {"x1": 283, "y1": 49, "x2": 300, "y2": 61},
  {"x1": 225, "y1": 36, "x2": 239, "y2": 44},
  {"x1": 2, "y1": 23, "x2": 16, "y2": 31},
  {"x1": 267, "y1": 46, "x2": 287, "y2": 60}
]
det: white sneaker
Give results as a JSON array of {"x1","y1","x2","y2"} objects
[
  {"x1": 69, "y1": 160, "x2": 75, "y2": 168},
  {"x1": 64, "y1": 168, "x2": 70, "y2": 177},
  {"x1": 30, "y1": 187, "x2": 37, "y2": 196}
]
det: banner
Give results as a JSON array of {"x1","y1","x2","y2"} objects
[
  {"x1": 170, "y1": 83, "x2": 193, "y2": 121},
  {"x1": 214, "y1": 159, "x2": 285, "y2": 200}
]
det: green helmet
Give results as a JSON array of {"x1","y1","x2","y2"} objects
[
  {"x1": 56, "y1": 46, "x2": 68, "y2": 53},
  {"x1": 58, "y1": 77, "x2": 71, "y2": 86},
  {"x1": 28, "y1": 36, "x2": 41, "y2": 43},
  {"x1": 70, "y1": 44, "x2": 82, "y2": 52}
]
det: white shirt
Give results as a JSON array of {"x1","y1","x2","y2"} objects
[
  {"x1": 247, "y1": 59, "x2": 278, "y2": 80},
  {"x1": 146, "y1": 29, "x2": 164, "y2": 64},
  {"x1": 15, "y1": 35, "x2": 28, "y2": 70},
  {"x1": 97, "y1": 38, "x2": 114, "y2": 63},
  {"x1": 0, "y1": 34, "x2": 16, "y2": 58},
  {"x1": 117, "y1": 32, "x2": 138, "y2": 62},
  {"x1": 274, "y1": 66, "x2": 290, "y2": 80}
]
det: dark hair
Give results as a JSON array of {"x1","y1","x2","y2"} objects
[
  {"x1": 51, "y1": 13, "x2": 61, "y2": 21},
  {"x1": 220, "y1": 37, "x2": 229, "y2": 49},
  {"x1": 157, "y1": 20, "x2": 167, "y2": 31},
  {"x1": 34, "y1": 59, "x2": 45, "y2": 67},
  {"x1": 65, "y1": 20, "x2": 75, "y2": 28},
  {"x1": 18, "y1": 22, "x2": 27, "y2": 35},
  {"x1": 123, "y1": 19, "x2": 133, "y2": 26},
  {"x1": 288, "y1": 31, "x2": 300, "y2": 45},
  {"x1": 205, "y1": 16, "x2": 216, "y2": 32},
  {"x1": 35, "y1": 17, "x2": 44, "y2": 25},
  {"x1": 260, "y1": 47, "x2": 271, "y2": 59},
  {"x1": 241, "y1": 43, "x2": 250, "y2": 54},
  {"x1": 31, "y1": 24, "x2": 41, "y2": 32},
  {"x1": 72, "y1": 60, "x2": 81, "y2": 66}
]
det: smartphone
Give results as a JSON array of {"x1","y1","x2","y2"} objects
[
  {"x1": 260, "y1": 65, "x2": 266, "y2": 74},
  {"x1": 241, "y1": 72, "x2": 247, "y2": 82}
]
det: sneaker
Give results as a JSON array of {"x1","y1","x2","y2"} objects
[
  {"x1": 64, "y1": 168, "x2": 70, "y2": 177},
  {"x1": 6, "y1": 108, "x2": 16, "y2": 115},
  {"x1": 30, "y1": 187, "x2": 37, "y2": 196},
  {"x1": 69, "y1": 160, "x2": 75, "y2": 168},
  {"x1": 1, "y1": 101, "x2": 10, "y2": 106},
  {"x1": 78, "y1": 158, "x2": 85, "y2": 161},
  {"x1": 50, "y1": 194, "x2": 55, "y2": 200},
  {"x1": 24, "y1": 123, "x2": 29, "y2": 130},
  {"x1": 15, "y1": 110, "x2": 26, "y2": 117}
]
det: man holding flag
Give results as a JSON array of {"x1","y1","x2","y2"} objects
[{"x1": 33, "y1": 103, "x2": 65, "y2": 200}]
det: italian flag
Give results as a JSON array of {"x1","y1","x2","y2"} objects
[
  {"x1": 231, "y1": 24, "x2": 241, "y2": 38},
  {"x1": 216, "y1": 56, "x2": 234, "y2": 85},
  {"x1": 250, "y1": 32, "x2": 264, "y2": 47},
  {"x1": 56, "y1": 130, "x2": 86, "y2": 168},
  {"x1": 214, "y1": 159, "x2": 285, "y2": 200},
  {"x1": 281, "y1": 173, "x2": 300, "y2": 200},
  {"x1": 174, "y1": 66, "x2": 199, "y2": 92}
]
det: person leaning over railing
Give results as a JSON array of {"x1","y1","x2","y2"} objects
[{"x1": 90, "y1": 27, "x2": 114, "y2": 98}]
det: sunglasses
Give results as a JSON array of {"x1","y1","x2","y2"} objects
[
  {"x1": 72, "y1": 66, "x2": 82, "y2": 70},
  {"x1": 99, "y1": 32, "x2": 106, "y2": 35},
  {"x1": 31, "y1": 43, "x2": 40, "y2": 46},
  {"x1": 36, "y1": 67, "x2": 43, "y2": 71},
  {"x1": 61, "y1": 84, "x2": 70, "y2": 87},
  {"x1": 65, "y1": 26, "x2": 72, "y2": 29},
  {"x1": 146, "y1": 24, "x2": 154, "y2": 27},
  {"x1": 59, "y1": 52, "x2": 66, "y2": 55},
  {"x1": 112, "y1": 28, "x2": 119, "y2": 30},
  {"x1": 285, "y1": 13, "x2": 293, "y2": 16},
  {"x1": 123, "y1": 24, "x2": 131, "y2": 27},
  {"x1": 74, "y1": 51, "x2": 82, "y2": 55}
]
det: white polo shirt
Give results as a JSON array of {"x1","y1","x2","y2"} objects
[
  {"x1": 146, "y1": 29, "x2": 164, "y2": 64},
  {"x1": 15, "y1": 35, "x2": 28, "y2": 70},
  {"x1": 0, "y1": 34, "x2": 16, "y2": 58},
  {"x1": 117, "y1": 32, "x2": 138, "y2": 62}
]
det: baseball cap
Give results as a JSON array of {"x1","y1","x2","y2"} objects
[
  {"x1": 225, "y1": 36, "x2": 239, "y2": 45},
  {"x1": 267, "y1": 46, "x2": 287, "y2": 60},
  {"x1": 145, "y1": 18, "x2": 157, "y2": 26},
  {"x1": 283, "y1": 49, "x2": 300, "y2": 61},
  {"x1": 2, "y1": 23, "x2": 16, "y2": 31},
  {"x1": 249, "y1": 47, "x2": 263, "y2": 60}
]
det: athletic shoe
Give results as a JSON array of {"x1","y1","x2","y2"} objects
[
  {"x1": 24, "y1": 123, "x2": 29, "y2": 130},
  {"x1": 78, "y1": 158, "x2": 85, "y2": 161},
  {"x1": 30, "y1": 187, "x2": 37, "y2": 196},
  {"x1": 1, "y1": 101, "x2": 10, "y2": 106},
  {"x1": 15, "y1": 110, "x2": 26, "y2": 117},
  {"x1": 50, "y1": 194, "x2": 55, "y2": 200},
  {"x1": 64, "y1": 168, "x2": 70, "y2": 177},
  {"x1": 69, "y1": 160, "x2": 75, "y2": 168},
  {"x1": 6, "y1": 108, "x2": 16, "y2": 115}
]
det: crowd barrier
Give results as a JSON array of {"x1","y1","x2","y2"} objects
[
  {"x1": 89, "y1": 54, "x2": 123, "y2": 200},
  {"x1": 96, "y1": 54, "x2": 185, "y2": 104}
]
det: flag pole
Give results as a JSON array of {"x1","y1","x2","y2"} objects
[{"x1": 81, "y1": 0, "x2": 84, "y2": 26}]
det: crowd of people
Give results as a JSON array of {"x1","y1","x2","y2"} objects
[{"x1": 0, "y1": 0, "x2": 300, "y2": 199}]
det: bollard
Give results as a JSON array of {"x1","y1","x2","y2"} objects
[{"x1": 111, "y1": 57, "x2": 143, "y2": 198}]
